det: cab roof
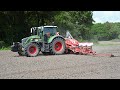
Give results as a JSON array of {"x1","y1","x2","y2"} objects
[
  {"x1": 32, "y1": 26, "x2": 58, "y2": 29},
  {"x1": 43, "y1": 26, "x2": 58, "y2": 28}
]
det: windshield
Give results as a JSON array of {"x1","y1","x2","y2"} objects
[{"x1": 43, "y1": 27, "x2": 57, "y2": 35}]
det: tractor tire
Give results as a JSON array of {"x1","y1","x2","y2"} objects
[
  {"x1": 50, "y1": 38, "x2": 65, "y2": 55},
  {"x1": 25, "y1": 43, "x2": 40, "y2": 57},
  {"x1": 18, "y1": 43, "x2": 25, "y2": 56},
  {"x1": 18, "y1": 50, "x2": 25, "y2": 56}
]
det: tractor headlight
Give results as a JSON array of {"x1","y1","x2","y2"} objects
[
  {"x1": 22, "y1": 37, "x2": 28, "y2": 45},
  {"x1": 31, "y1": 39, "x2": 38, "y2": 42},
  {"x1": 34, "y1": 39, "x2": 38, "y2": 42}
]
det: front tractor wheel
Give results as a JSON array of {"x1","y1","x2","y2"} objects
[
  {"x1": 51, "y1": 38, "x2": 65, "y2": 55},
  {"x1": 25, "y1": 43, "x2": 40, "y2": 57},
  {"x1": 18, "y1": 50, "x2": 25, "y2": 56},
  {"x1": 18, "y1": 43, "x2": 25, "y2": 56}
]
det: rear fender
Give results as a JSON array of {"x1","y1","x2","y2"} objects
[{"x1": 48, "y1": 35, "x2": 65, "y2": 43}]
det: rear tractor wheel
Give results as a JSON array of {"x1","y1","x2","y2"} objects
[{"x1": 50, "y1": 38, "x2": 65, "y2": 55}]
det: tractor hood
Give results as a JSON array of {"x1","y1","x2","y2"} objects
[
  {"x1": 21, "y1": 35, "x2": 40, "y2": 46},
  {"x1": 28, "y1": 35, "x2": 40, "y2": 39},
  {"x1": 48, "y1": 35, "x2": 65, "y2": 43}
]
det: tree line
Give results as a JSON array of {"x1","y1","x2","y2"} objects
[
  {"x1": 91, "y1": 22, "x2": 120, "y2": 41},
  {"x1": 0, "y1": 11, "x2": 93, "y2": 47}
]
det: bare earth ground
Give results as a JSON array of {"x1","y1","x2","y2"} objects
[{"x1": 0, "y1": 41, "x2": 120, "y2": 79}]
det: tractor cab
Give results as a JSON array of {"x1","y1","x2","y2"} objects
[
  {"x1": 30, "y1": 26, "x2": 58, "y2": 39},
  {"x1": 41, "y1": 26, "x2": 58, "y2": 42},
  {"x1": 42, "y1": 26, "x2": 57, "y2": 36}
]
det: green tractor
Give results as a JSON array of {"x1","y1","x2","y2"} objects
[{"x1": 11, "y1": 26, "x2": 66, "y2": 57}]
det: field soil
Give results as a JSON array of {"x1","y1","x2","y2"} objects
[{"x1": 0, "y1": 41, "x2": 120, "y2": 79}]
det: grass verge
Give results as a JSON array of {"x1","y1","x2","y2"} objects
[{"x1": 0, "y1": 46, "x2": 11, "y2": 50}]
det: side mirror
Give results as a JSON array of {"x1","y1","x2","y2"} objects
[
  {"x1": 30, "y1": 28, "x2": 32, "y2": 33},
  {"x1": 30, "y1": 28, "x2": 33, "y2": 35}
]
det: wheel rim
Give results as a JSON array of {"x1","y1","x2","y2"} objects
[
  {"x1": 29, "y1": 46, "x2": 37, "y2": 54},
  {"x1": 54, "y1": 42, "x2": 62, "y2": 51}
]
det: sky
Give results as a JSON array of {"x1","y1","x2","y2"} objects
[{"x1": 93, "y1": 11, "x2": 120, "y2": 23}]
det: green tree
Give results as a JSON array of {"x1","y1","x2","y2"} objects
[
  {"x1": 54, "y1": 11, "x2": 93, "y2": 40},
  {"x1": 0, "y1": 11, "x2": 94, "y2": 47}
]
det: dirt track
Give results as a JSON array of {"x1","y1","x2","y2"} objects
[{"x1": 0, "y1": 42, "x2": 120, "y2": 79}]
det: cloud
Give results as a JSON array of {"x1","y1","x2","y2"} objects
[{"x1": 93, "y1": 11, "x2": 120, "y2": 23}]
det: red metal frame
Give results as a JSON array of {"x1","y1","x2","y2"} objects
[
  {"x1": 65, "y1": 38, "x2": 96, "y2": 55},
  {"x1": 65, "y1": 38, "x2": 113, "y2": 57}
]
